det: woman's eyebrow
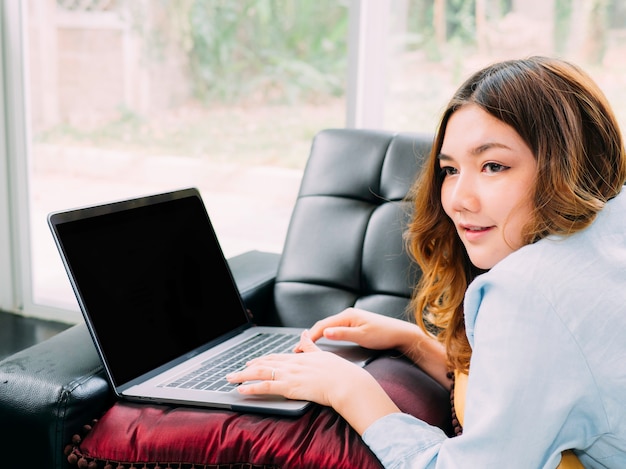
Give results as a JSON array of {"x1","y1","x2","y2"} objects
[
  {"x1": 471, "y1": 142, "x2": 511, "y2": 154},
  {"x1": 438, "y1": 142, "x2": 512, "y2": 161}
]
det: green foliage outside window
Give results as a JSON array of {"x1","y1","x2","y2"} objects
[{"x1": 180, "y1": 0, "x2": 349, "y2": 104}]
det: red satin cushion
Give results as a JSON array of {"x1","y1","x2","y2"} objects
[{"x1": 66, "y1": 355, "x2": 452, "y2": 469}]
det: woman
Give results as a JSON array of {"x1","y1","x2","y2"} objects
[{"x1": 227, "y1": 56, "x2": 626, "y2": 467}]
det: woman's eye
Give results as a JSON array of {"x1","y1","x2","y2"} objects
[
  {"x1": 440, "y1": 166, "x2": 458, "y2": 177},
  {"x1": 483, "y1": 162, "x2": 508, "y2": 173}
]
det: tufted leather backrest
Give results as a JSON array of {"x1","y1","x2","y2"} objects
[{"x1": 272, "y1": 129, "x2": 433, "y2": 327}]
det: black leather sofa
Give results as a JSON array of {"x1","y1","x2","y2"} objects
[{"x1": 0, "y1": 128, "x2": 440, "y2": 469}]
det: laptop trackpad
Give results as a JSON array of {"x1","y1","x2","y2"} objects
[{"x1": 316, "y1": 338, "x2": 378, "y2": 366}]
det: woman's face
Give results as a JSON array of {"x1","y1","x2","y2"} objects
[{"x1": 439, "y1": 104, "x2": 538, "y2": 270}]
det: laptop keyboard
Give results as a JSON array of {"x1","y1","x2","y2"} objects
[{"x1": 161, "y1": 332, "x2": 300, "y2": 393}]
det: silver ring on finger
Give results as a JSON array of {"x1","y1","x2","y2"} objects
[{"x1": 271, "y1": 368, "x2": 276, "y2": 381}]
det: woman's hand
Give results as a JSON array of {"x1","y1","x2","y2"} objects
[
  {"x1": 227, "y1": 331, "x2": 362, "y2": 406},
  {"x1": 298, "y1": 307, "x2": 421, "y2": 354},
  {"x1": 302, "y1": 308, "x2": 451, "y2": 390},
  {"x1": 226, "y1": 330, "x2": 401, "y2": 434}
]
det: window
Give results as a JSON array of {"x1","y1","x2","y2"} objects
[
  {"x1": 13, "y1": 0, "x2": 349, "y2": 321},
  {"x1": 383, "y1": 0, "x2": 626, "y2": 133},
  {"x1": 2, "y1": 0, "x2": 625, "y2": 323}
]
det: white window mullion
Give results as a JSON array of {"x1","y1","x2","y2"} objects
[
  {"x1": 0, "y1": 1, "x2": 20, "y2": 313},
  {"x1": 346, "y1": 0, "x2": 391, "y2": 129},
  {"x1": 2, "y1": 1, "x2": 74, "y2": 322}
]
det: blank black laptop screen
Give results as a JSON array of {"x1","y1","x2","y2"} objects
[{"x1": 52, "y1": 191, "x2": 250, "y2": 387}]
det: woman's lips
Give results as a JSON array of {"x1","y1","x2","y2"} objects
[{"x1": 460, "y1": 224, "x2": 494, "y2": 241}]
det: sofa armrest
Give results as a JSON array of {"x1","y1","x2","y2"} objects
[
  {"x1": 228, "y1": 249, "x2": 281, "y2": 325},
  {"x1": 0, "y1": 250, "x2": 279, "y2": 469},
  {"x1": 0, "y1": 322, "x2": 113, "y2": 469}
]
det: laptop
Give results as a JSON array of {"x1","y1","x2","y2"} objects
[{"x1": 48, "y1": 187, "x2": 375, "y2": 416}]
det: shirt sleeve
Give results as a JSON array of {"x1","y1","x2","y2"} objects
[
  {"x1": 362, "y1": 413, "x2": 445, "y2": 469},
  {"x1": 362, "y1": 268, "x2": 603, "y2": 468}
]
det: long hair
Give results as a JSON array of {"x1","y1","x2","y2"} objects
[{"x1": 406, "y1": 56, "x2": 626, "y2": 373}]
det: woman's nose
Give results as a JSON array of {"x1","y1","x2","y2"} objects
[{"x1": 449, "y1": 174, "x2": 480, "y2": 213}]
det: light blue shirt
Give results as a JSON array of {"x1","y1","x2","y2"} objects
[{"x1": 363, "y1": 190, "x2": 626, "y2": 468}]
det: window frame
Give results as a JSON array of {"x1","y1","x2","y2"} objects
[
  {"x1": 1, "y1": 0, "x2": 26, "y2": 316},
  {"x1": 0, "y1": 0, "x2": 389, "y2": 323},
  {"x1": 2, "y1": 0, "x2": 75, "y2": 322}
]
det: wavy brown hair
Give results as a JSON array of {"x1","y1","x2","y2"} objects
[{"x1": 406, "y1": 56, "x2": 626, "y2": 373}]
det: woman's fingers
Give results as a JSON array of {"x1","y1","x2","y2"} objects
[
  {"x1": 225, "y1": 350, "x2": 347, "y2": 406},
  {"x1": 294, "y1": 329, "x2": 322, "y2": 352},
  {"x1": 226, "y1": 353, "x2": 297, "y2": 385},
  {"x1": 225, "y1": 362, "x2": 282, "y2": 394},
  {"x1": 306, "y1": 308, "x2": 366, "y2": 342},
  {"x1": 307, "y1": 314, "x2": 350, "y2": 341}
]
